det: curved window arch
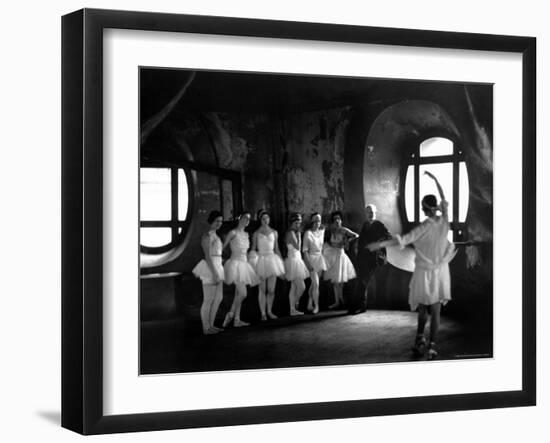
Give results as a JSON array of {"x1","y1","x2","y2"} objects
[
  {"x1": 403, "y1": 136, "x2": 470, "y2": 241},
  {"x1": 139, "y1": 164, "x2": 193, "y2": 254}
]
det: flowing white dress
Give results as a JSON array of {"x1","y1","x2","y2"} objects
[
  {"x1": 223, "y1": 230, "x2": 259, "y2": 286},
  {"x1": 192, "y1": 231, "x2": 224, "y2": 285},
  {"x1": 323, "y1": 231, "x2": 356, "y2": 283},
  {"x1": 303, "y1": 229, "x2": 328, "y2": 272},
  {"x1": 396, "y1": 200, "x2": 456, "y2": 311},
  {"x1": 249, "y1": 231, "x2": 285, "y2": 279},
  {"x1": 284, "y1": 232, "x2": 309, "y2": 281}
]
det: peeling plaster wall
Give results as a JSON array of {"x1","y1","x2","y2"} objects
[{"x1": 282, "y1": 108, "x2": 352, "y2": 223}]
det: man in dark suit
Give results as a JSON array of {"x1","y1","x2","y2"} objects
[{"x1": 348, "y1": 204, "x2": 391, "y2": 314}]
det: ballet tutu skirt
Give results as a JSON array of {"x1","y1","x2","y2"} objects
[
  {"x1": 323, "y1": 245, "x2": 356, "y2": 283},
  {"x1": 249, "y1": 251, "x2": 285, "y2": 279},
  {"x1": 307, "y1": 253, "x2": 328, "y2": 273},
  {"x1": 192, "y1": 256, "x2": 224, "y2": 285},
  {"x1": 284, "y1": 245, "x2": 309, "y2": 281},
  {"x1": 224, "y1": 255, "x2": 259, "y2": 286}
]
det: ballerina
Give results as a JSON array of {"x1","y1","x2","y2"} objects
[
  {"x1": 192, "y1": 210, "x2": 225, "y2": 335},
  {"x1": 302, "y1": 212, "x2": 327, "y2": 314},
  {"x1": 284, "y1": 213, "x2": 309, "y2": 316},
  {"x1": 222, "y1": 211, "x2": 259, "y2": 328},
  {"x1": 249, "y1": 211, "x2": 285, "y2": 320},
  {"x1": 367, "y1": 171, "x2": 456, "y2": 359},
  {"x1": 323, "y1": 211, "x2": 358, "y2": 309}
]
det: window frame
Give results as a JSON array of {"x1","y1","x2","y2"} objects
[
  {"x1": 139, "y1": 158, "x2": 243, "y2": 256},
  {"x1": 399, "y1": 132, "x2": 469, "y2": 242},
  {"x1": 139, "y1": 161, "x2": 195, "y2": 255}
]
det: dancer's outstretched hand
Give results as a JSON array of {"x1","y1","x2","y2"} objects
[{"x1": 366, "y1": 242, "x2": 379, "y2": 252}]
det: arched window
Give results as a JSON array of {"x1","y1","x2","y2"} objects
[
  {"x1": 403, "y1": 136, "x2": 469, "y2": 241},
  {"x1": 140, "y1": 165, "x2": 192, "y2": 254}
]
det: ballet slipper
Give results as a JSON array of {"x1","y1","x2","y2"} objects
[
  {"x1": 234, "y1": 319, "x2": 250, "y2": 327},
  {"x1": 290, "y1": 309, "x2": 304, "y2": 316},
  {"x1": 222, "y1": 312, "x2": 234, "y2": 328},
  {"x1": 267, "y1": 312, "x2": 278, "y2": 320},
  {"x1": 203, "y1": 328, "x2": 219, "y2": 335},
  {"x1": 427, "y1": 342, "x2": 438, "y2": 360}
]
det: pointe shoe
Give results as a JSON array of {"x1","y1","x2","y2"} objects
[
  {"x1": 261, "y1": 314, "x2": 267, "y2": 322},
  {"x1": 312, "y1": 306, "x2": 319, "y2": 314},
  {"x1": 307, "y1": 299, "x2": 313, "y2": 311},
  {"x1": 412, "y1": 336, "x2": 427, "y2": 357},
  {"x1": 222, "y1": 312, "x2": 234, "y2": 328},
  {"x1": 233, "y1": 319, "x2": 250, "y2": 327},
  {"x1": 267, "y1": 312, "x2": 278, "y2": 320},
  {"x1": 290, "y1": 309, "x2": 304, "y2": 316},
  {"x1": 427, "y1": 342, "x2": 438, "y2": 360}
]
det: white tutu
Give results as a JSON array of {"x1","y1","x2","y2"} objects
[
  {"x1": 224, "y1": 256, "x2": 259, "y2": 286},
  {"x1": 323, "y1": 245, "x2": 356, "y2": 283},
  {"x1": 250, "y1": 251, "x2": 285, "y2": 279},
  {"x1": 307, "y1": 253, "x2": 328, "y2": 273},
  {"x1": 192, "y1": 257, "x2": 224, "y2": 285},
  {"x1": 285, "y1": 245, "x2": 309, "y2": 281}
]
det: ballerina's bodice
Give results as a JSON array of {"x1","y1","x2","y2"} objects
[
  {"x1": 286, "y1": 231, "x2": 302, "y2": 259},
  {"x1": 229, "y1": 230, "x2": 250, "y2": 259},
  {"x1": 257, "y1": 231, "x2": 276, "y2": 255},
  {"x1": 305, "y1": 229, "x2": 324, "y2": 255},
  {"x1": 208, "y1": 231, "x2": 223, "y2": 257},
  {"x1": 329, "y1": 229, "x2": 346, "y2": 249}
]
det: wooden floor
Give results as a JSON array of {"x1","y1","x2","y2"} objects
[{"x1": 140, "y1": 309, "x2": 493, "y2": 375}]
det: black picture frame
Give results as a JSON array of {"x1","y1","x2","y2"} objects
[{"x1": 61, "y1": 8, "x2": 536, "y2": 435}]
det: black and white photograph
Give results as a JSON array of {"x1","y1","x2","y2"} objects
[
  {"x1": 2, "y1": 0, "x2": 546, "y2": 440},
  {"x1": 139, "y1": 68, "x2": 494, "y2": 375}
]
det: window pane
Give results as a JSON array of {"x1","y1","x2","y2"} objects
[
  {"x1": 404, "y1": 165, "x2": 415, "y2": 222},
  {"x1": 459, "y1": 161, "x2": 470, "y2": 222},
  {"x1": 419, "y1": 163, "x2": 453, "y2": 221},
  {"x1": 140, "y1": 168, "x2": 171, "y2": 221},
  {"x1": 140, "y1": 227, "x2": 171, "y2": 248},
  {"x1": 178, "y1": 169, "x2": 189, "y2": 221},
  {"x1": 419, "y1": 137, "x2": 453, "y2": 157}
]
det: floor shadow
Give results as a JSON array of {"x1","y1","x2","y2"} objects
[{"x1": 36, "y1": 410, "x2": 61, "y2": 426}]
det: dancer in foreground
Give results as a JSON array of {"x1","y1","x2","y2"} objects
[
  {"x1": 250, "y1": 211, "x2": 285, "y2": 320},
  {"x1": 222, "y1": 212, "x2": 259, "y2": 328},
  {"x1": 302, "y1": 212, "x2": 327, "y2": 314},
  {"x1": 284, "y1": 213, "x2": 309, "y2": 316},
  {"x1": 323, "y1": 211, "x2": 358, "y2": 309},
  {"x1": 367, "y1": 171, "x2": 456, "y2": 359},
  {"x1": 192, "y1": 211, "x2": 225, "y2": 334}
]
